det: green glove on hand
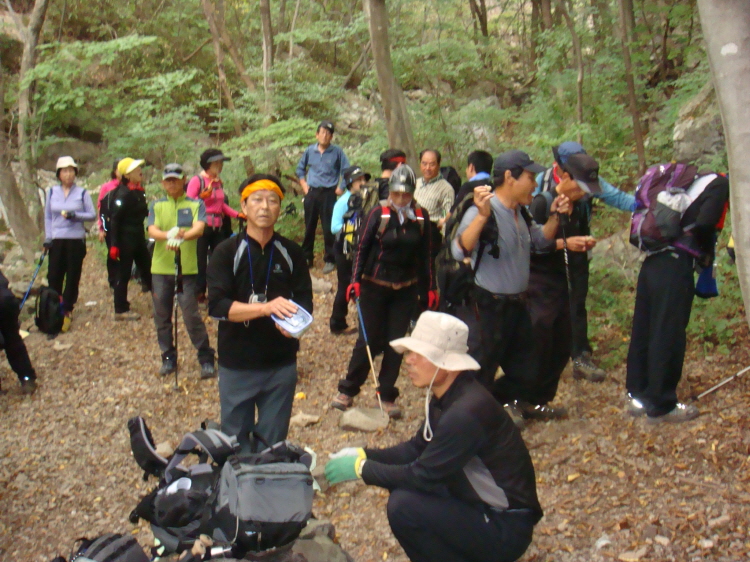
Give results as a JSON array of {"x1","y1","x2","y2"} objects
[{"x1": 325, "y1": 449, "x2": 366, "y2": 485}]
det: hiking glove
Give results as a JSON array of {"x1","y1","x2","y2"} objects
[
  {"x1": 330, "y1": 447, "x2": 366, "y2": 460},
  {"x1": 62, "y1": 210, "x2": 76, "y2": 219},
  {"x1": 428, "y1": 290, "x2": 439, "y2": 310},
  {"x1": 109, "y1": 246, "x2": 120, "y2": 260},
  {"x1": 325, "y1": 453, "x2": 366, "y2": 485},
  {"x1": 346, "y1": 282, "x2": 361, "y2": 302},
  {"x1": 43, "y1": 239, "x2": 53, "y2": 250}
]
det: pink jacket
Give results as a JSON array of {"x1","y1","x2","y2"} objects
[
  {"x1": 186, "y1": 172, "x2": 239, "y2": 228},
  {"x1": 97, "y1": 178, "x2": 120, "y2": 230}
]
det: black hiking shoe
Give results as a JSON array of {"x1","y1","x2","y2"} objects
[
  {"x1": 159, "y1": 358, "x2": 176, "y2": 377},
  {"x1": 572, "y1": 351, "x2": 606, "y2": 382},
  {"x1": 20, "y1": 377, "x2": 37, "y2": 395},
  {"x1": 200, "y1": 362, "x2": 216, "y2": 380},
  {"x1": 517, "y1": 400, "x2": 568, "y2": 420}
]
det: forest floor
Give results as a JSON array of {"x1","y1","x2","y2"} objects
[{"x1": 1, "y1": 247, "x2": 750, "y2": 562}]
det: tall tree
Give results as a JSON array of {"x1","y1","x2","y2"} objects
[
  {"x1": 0, "y1": 57, "x2": 40, "y2": 262},
  {"x1": 365, "y1": 0, "x2": 416, "y2": 166},
  {"x1": 7, "y1": 0, "x2": 51, "y2": 230},
  {"x1": 259, "y1": 0, "x2": 274, "y2": 116},
  {"x1": 618, "y1": 0, "x2": 646, "y2": 173},
  {"x1": 697, "y1": 0, "x2": 750, "y2": 326},
  {"x1": 557, "y1": 0, "x2": 583, "y2": 143}
]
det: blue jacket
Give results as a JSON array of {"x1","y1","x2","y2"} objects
[
  {"x1": 331, "y1": 190, "x2": 352, "y2": 235},
  {"x1": 296, "y1": 143, "x2": 350, "y2": 189}
]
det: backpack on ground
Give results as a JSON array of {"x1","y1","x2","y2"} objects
[
  {"x1": 52, "y1": 533, "x2": 149, "y2": 562},
  {"x1": 35, "y1": 286, "x2": 64, "y2": 335},
  {"x1": 629, "y1": 162, "x2": 698, "y2": 253},
  {"x1": 127, "y1": 417, "x2": 314, "y2": 558}
]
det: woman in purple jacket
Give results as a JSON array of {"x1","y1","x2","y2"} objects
[{"x1": 44, "y1": 156, "x2": 96, "y2": 332}]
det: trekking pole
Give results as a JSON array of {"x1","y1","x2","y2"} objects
[
  {"x1": 173, "y1": 248, "x2": 183, "y2": 392},
  {"x1": 559, "y1": 215, "x2": 576, "y2": 328},
  {"x1": 354, "y1": 297, "x2": 385, "y2": 415},
  {"x1": 691, "y1": 365, "x2": 750, "y2": 401},
  {"x1": 19, "y1": 248, "x2": 48, "y2": 310}
]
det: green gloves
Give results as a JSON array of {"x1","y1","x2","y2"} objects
[{"x1": 325, "y1": 448, "x2": 366, "y2": 485}]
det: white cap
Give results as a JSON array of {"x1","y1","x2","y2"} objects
[{"x1": 55, "y1": 156, "x2": 78, "y2": 173}]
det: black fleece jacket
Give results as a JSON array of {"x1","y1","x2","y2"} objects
[{"x1": 109, "y1": 182, "x2": 149, "y2": 247}]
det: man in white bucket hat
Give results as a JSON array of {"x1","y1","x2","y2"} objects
[{"x1": 325, "y1": 311, "x2": 542, "y2": 562}]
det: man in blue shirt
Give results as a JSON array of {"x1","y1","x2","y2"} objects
[
  {"x1": 296, "y1": 120, "x2": 350, "y2": 274},
  {"x1": 534, "y1": 142, "x2": 635, "y2": 381}
]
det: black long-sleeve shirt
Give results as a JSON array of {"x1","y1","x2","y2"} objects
[
  {"x1": 675, "y1": 175, "x2": 729, "y2": 264},
  {"x1": 351, "y1": 204, "x2": 435, "y2": 291},
  {"x1": 109, "y1": 182, "x2": 149, "y2": 246},
  {"x1": 362, "y1": 374, "x2": 543, "y2": 520},
  {"x1": 207, "y1": 232, "x2": 313, "y2": 370}
]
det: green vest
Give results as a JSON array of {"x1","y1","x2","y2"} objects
[{"x1": 148, "y1": 195, "x2": 206, "y2": 275}]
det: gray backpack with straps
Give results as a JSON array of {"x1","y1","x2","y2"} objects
[{"x1": 68, "y1": 533, "x2": 149, "y2": 562}]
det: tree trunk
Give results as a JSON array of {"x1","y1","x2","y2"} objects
[
  {"x1": 0, "y1": 59, "x2": 40, "y2": 262},
  {"x1": 697, "y1": 0, "x2": 750, "y2": 327},
  {"x1": 201, "y1": 0, "x2": 256, "y2": 93},
  {"x1": 260, "y1": 0, "x2": 274, "y2": 117},
  {"x1": 618, "y1": 0, "x2": 646, "y2": 174},
  {"x1": 621, "y1": 0, "x2": 635, "y2": 42},
  {"x1": 14, "y1": 0, "x2": 50, "y2": 231},
  {"x1": 557, "y1": 0, "x2": 583, "y2": 143},
  {"x1": 468, "y1": 0, "x2": 488, "y2": 38},
  {"x1": 541, "y1": 0, "x2": 553, "y2": 29},
  {"x1": 365, "y1": 0, "x2": 417, "y2": 166},
  {"x1": 530, "y1": 0, "x2": 540, "y2": 66}
]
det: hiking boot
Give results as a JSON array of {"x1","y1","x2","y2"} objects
[
  {"x1": 200, "y1": 362, "x2": 216, "y2": 380},
  {"x1": 330, "y1": 323, "x2": 348, "y2": 335},
  {"x1": 20, "y1": 377, "x2": 37, "y2": 395},
  {"x1": 517, "y1": 400, "x2": 568, "y2": 420},
  {"x1": 159, "y1": 358, "x2": 176, "y2": 377},
  {"x1": 115, "y1": 311, "x2": 141, "y2": 321},
  {"x1": 646, "y1": 403, "x2": 699, "y2": 425},
  {"x1": 322, "y1": 262, "x2": 335, "y2": 274},
  {"x1": 572, "y1": 351, "x2": 606, "y2": 382},
  {"x1": 331, "y1": 393, "x2": 353, "y2": 411},
  {"x1": 380, "y1": 401, "x2": 402, "y2": 420},
  {"x1": 626, "y1": 393, "x2": 647, "y2": 417},
  {"x1": 61, "y1": 314, "x2": 72, "y2": 333},
  {"x1": 503, "y1": 401, "x2": 525, "y2": 429}
]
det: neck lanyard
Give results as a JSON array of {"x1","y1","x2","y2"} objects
[{"x1": 246, "y1": 236, "x2": 275, "y2": 298}]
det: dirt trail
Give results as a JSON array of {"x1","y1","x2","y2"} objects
[{"x1": 1, "y1": 251, "x2": 749, "y2": 562}]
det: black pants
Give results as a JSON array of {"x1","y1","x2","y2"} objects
[
  {"x1": 330, "y1": 251, "x2": 352, "y2": 331},
  {"x1": 47, "y1": 238, "x2": 87, "y2": 314},
  {"x1": 196, "y1": 225, "x2": 227, "y2": 296},
  {"x1": 0, "y1": 292, "x2": 36, "y2": 382},
  {"x1": 428, "y1": 220, "x2": 443, "y2": 262},
  {"x1": 114, "y1": 235, "x2": 152, "y2": 313},
  {"x1": 387, "y1": 489, "x2": 535, "y2": 562},
  {"x1": 568, "y1": 252, "x2": 591, "y2": 358},
  {"x1": 527, "y1": 270, "x2": 572, "y2": 405},
  {"x1": 626, "y1": 251, "x2": 695, "y2": 416},
  {"x1": 338, "y1": 281, "x2": 418, "y2": 402},
  {"x1": 302, "y1": 187, "x2": 337, "y2": 265},
  {"x1": 104, "y1": 230, "x2": 118, "y2": 288},
  {"x1": 470, "y1": 287, "x2": 537, "y2": 405}
]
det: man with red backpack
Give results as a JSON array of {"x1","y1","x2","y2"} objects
[{"x1": 626, "y1": 168, "x2": 729, "y2": 423}]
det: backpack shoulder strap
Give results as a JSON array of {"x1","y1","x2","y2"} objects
[
  {"x1": 377, "y1": 205, "x2": 391, "y2": 236},
  {"x1": 164, "y1": 429, "x2": 238, "y2": 483},
  {"x1": 542, "y1": 167, "x2": 555, "y2": 192},
  {"x1": 414, "y1": 205, "x2": 425, "y2": 235},
  {"x1": 520, "y1": 205, "x2": 533, "y2": 228}
]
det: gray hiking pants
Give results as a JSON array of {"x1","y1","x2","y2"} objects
[
  {"x1": 218, "y1": 362, "x2": 298, "y2": 454},
  {"x1": 152, "y1": 274, "x2": 214, "y2": 364}
]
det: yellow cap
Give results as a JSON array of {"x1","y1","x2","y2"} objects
[{"x1": 117, "y1": 157, "x2": 145, "y2": 177}]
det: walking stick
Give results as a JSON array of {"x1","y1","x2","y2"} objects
[
  {"x1": 19, "y1": 249, "x2": 48, "y2": 310},
  {"x1": 559, "y1": 215, "x2": 576, "y2": 329},
  {"x1": 691, "y1": 365, "x2": 750, "y2": 401},
  {"x1": 355, "y1": 297, "x2": 385, "y2": 415},
  {"x1": 173, "y1": 248, "x2": 183, "y2": 392}
]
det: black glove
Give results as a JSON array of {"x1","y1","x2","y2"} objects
[
  {"x1": 63, "y1": 210, "x2": 76, "y2": 220},
  {"x1": 43, "y1": 239, "x2": 53, "y2": 250}
]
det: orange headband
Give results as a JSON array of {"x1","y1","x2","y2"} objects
[{"x1": 241, "y1": 179, "x2": 284, "y2": 202}]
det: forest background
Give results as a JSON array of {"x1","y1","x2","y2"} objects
[{"x1": 0, "y1": 0, "x2": 740, "y2": 364}]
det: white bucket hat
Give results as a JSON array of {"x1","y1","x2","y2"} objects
[
  {"x1": 55, "y1": 156, "x2": 78, "y2": 175},
  {"x1": 390, "y1": 311, "x2": 480, "y2": 371}
]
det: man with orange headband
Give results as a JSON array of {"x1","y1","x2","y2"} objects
[{"x1": 207, "y1": 174, "x2": 313, "y2": 453}]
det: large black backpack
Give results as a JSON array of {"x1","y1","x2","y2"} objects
[
  {"x1": 50, "y1": 533, "x2": 149, "y2": 562},
  {"x1": 35, "y1": 286, "x2": 64, "y2": 335}
]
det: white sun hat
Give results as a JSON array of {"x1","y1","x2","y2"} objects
[{"x1": 390, "y1": 311, "x2": 480, "y2": 371}]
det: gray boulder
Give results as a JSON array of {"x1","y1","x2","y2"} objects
[
  {"x1": 673, "y1": 82, "x2": 725, "y2": 168},
  {"x1": 340, "y1": 407, "x2": 389, "y2": 432}
]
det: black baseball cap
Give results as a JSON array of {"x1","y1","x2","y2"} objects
[
  {"x1": 343, "y1": 165, "x2": 371, "y2": 186},
  {"x1": 493, "y1": 150, "x2": 546, "y2": 177},
  {"x1": 562, "y1": 153, "x2": 601, "y2": 194},
  {"x1": 162, "y1": 163, "x2": 184, "y2": 180},
  {"x1": 318, "y1": 120, "x2": 335, "y2": 134}
]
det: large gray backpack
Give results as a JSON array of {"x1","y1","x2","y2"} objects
[{"x1": 64, "y1": 533, "x2": 149, "y2": 562}]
